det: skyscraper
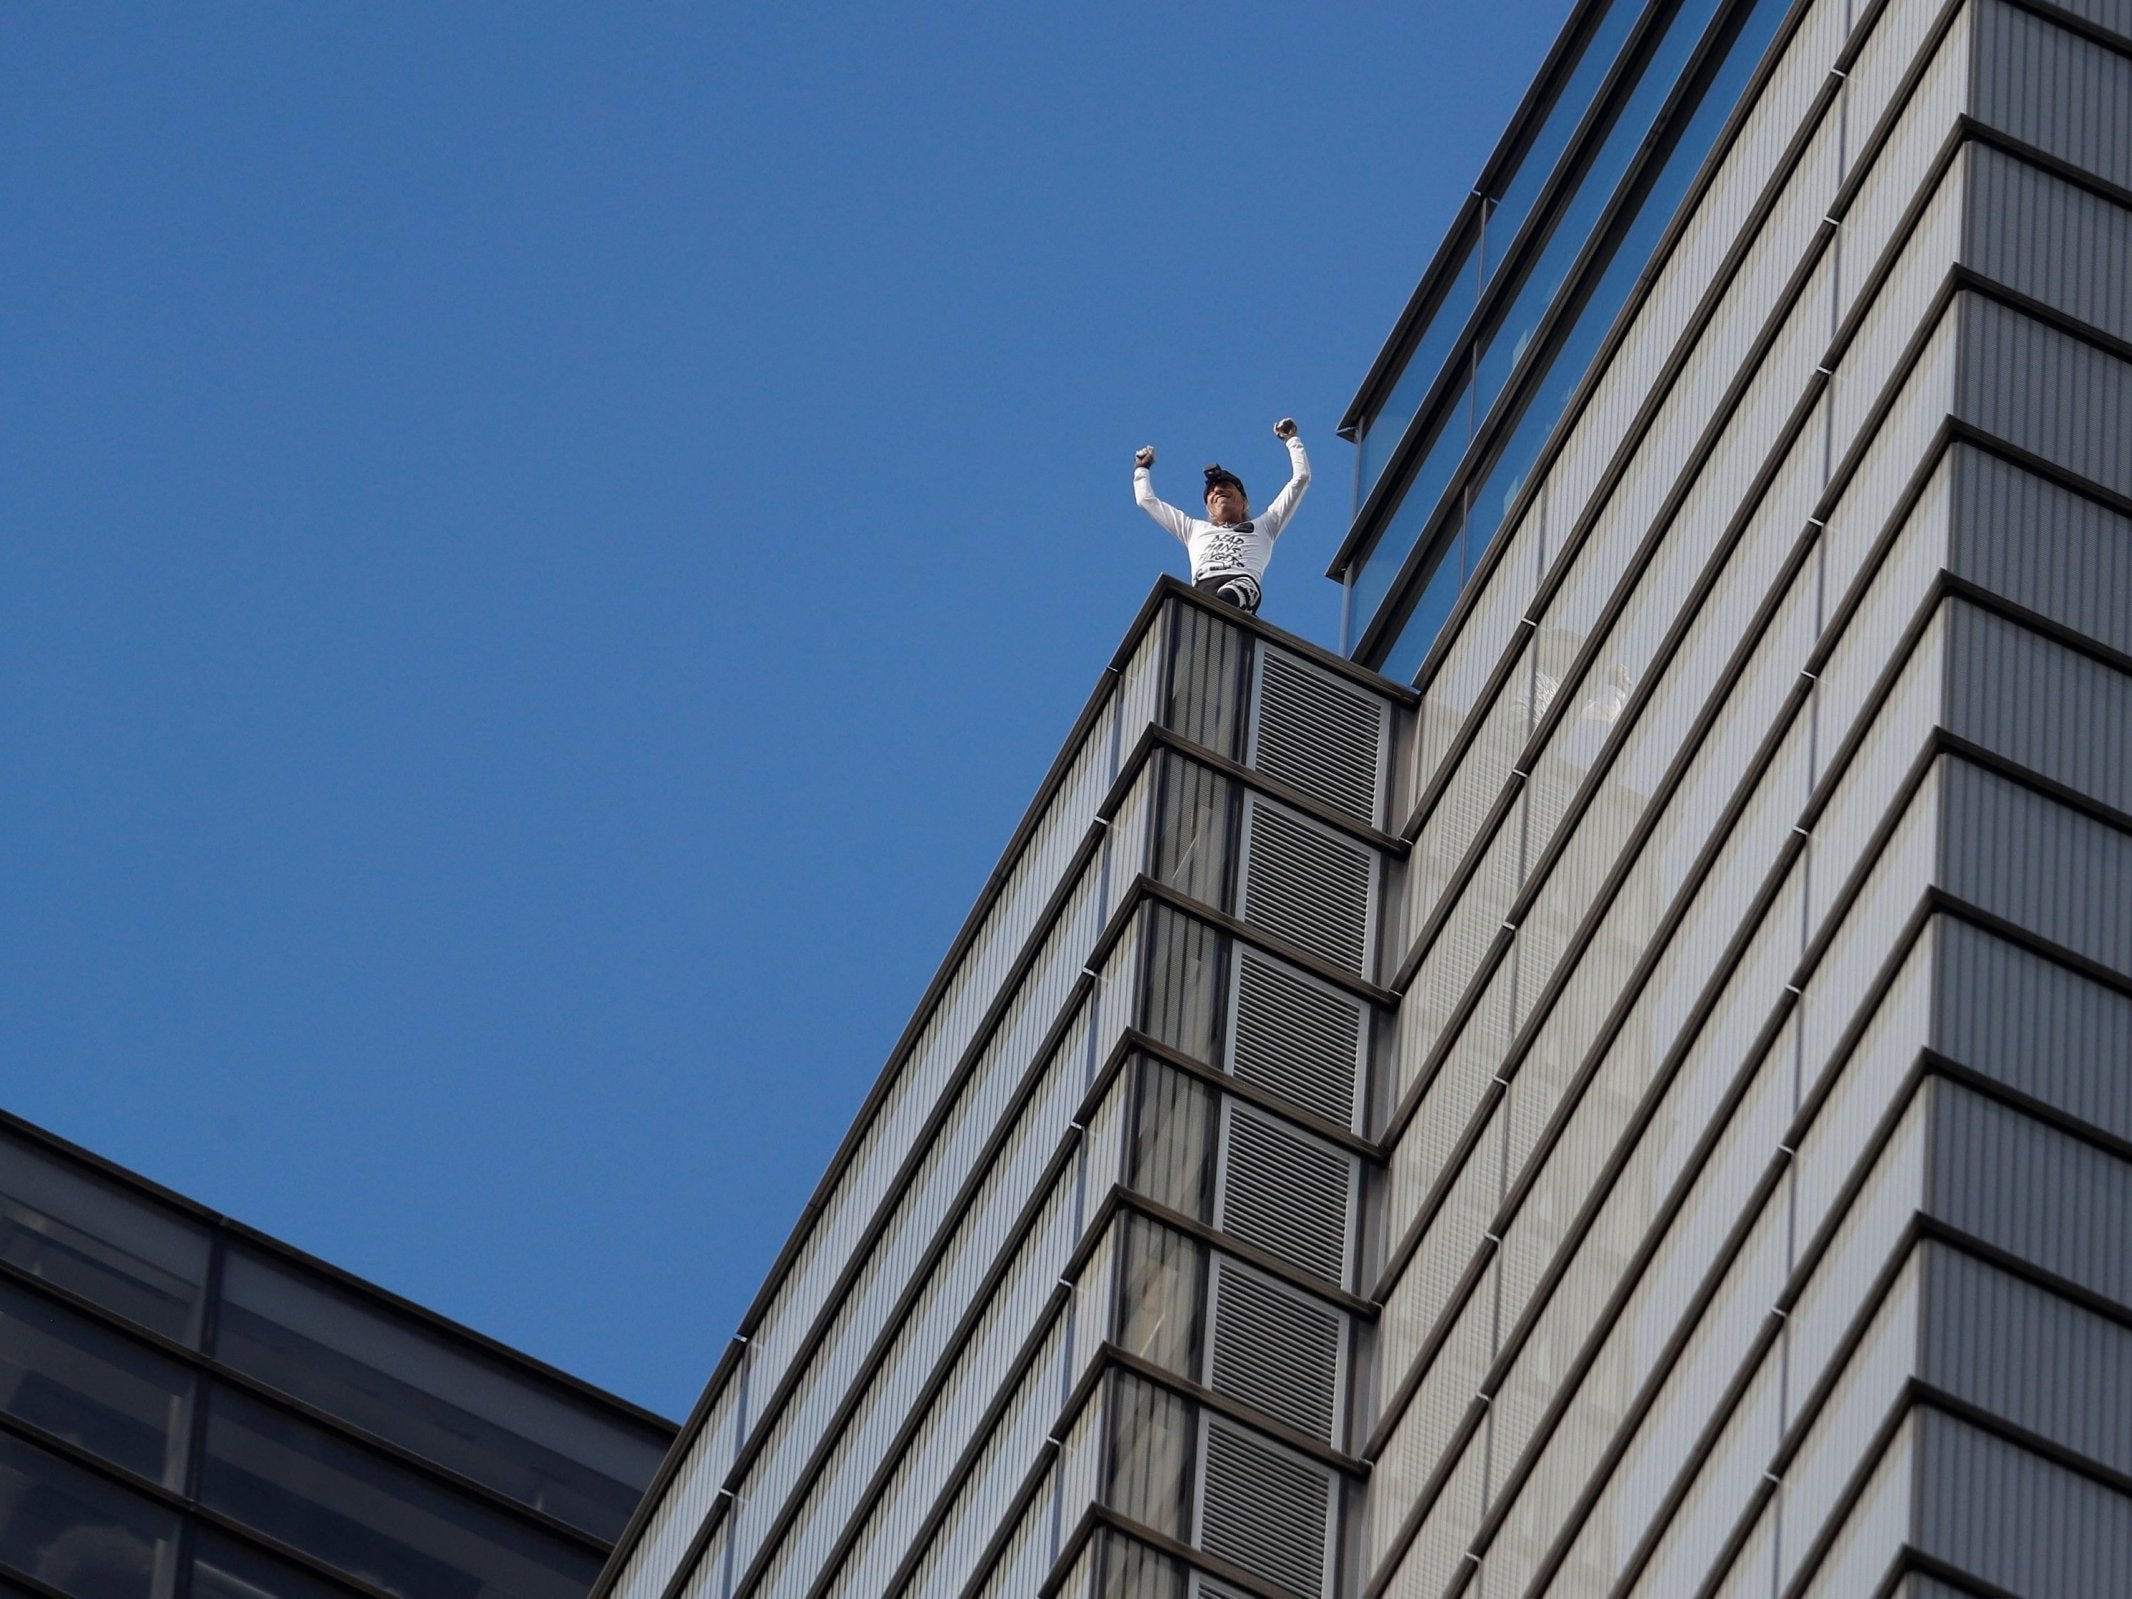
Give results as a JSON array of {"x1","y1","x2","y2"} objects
[{"x1": 604, "y1": 0, "x2": 2132, "y2": 1594}]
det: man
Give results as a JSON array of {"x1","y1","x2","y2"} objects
[{"x1": 1133, "y1": 418, "x2": 1310, "y2": 615}]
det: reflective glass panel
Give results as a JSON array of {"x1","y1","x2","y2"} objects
[
  {"x1": 1096, "y1": 1529, "x2": 1186, "y2": 1599},
  {"x1": 1140, "y1": 906, "x2": 1224, "y2": 1064},
  {"x1": 1380, "y1": 521, "x2": 1469, "y2": 685},
  {"x1": 0, "y1": 1279, "x2": 190, "y2": 1488},
  {"x1": 1484, "y1": 0, "x2": 1648, "y2": 269},
  {"x1": 0, "y1": 1428, "x2": 176, "y2": 1599},
  {"x1": 0, "y1": 1133, "x2": 207, "y2": 1344},
  {"x1": 1105, "y1": 1373, "x2": 1193, "y2": 1539},
  {"x1": 1468, "y1": 0, "x2": 1787, "y2": 563},
  {"x1": 1350, "y1": 376, "x2": 1473, "y2": 630},
  {"x1": 1364, "y1": 0, "x2": 1782, "y2": 673},
  {"x1": 213, "y1": 1248, "x2": 664, "y2": 1543},
  {"x1": 189, "y1": 1528, "x2": 364, "y2": 1599},
  {"x1": 199, "y1": 1384, "x2": 599, "y2": 1599},
  {"x1": 1117, "y1": 1215, "x2": 1204, "y2": 1375},
  {"x1": 1128, "y1": 1059, "x2": 1216, "y2": 1222},
  {"x1": 1358, "y1": 230, "x2": 1479, "y2": 504},
  {"x1": 1151, "y1": 757, "x2": 1232, "y2": 908},
  {"x1": 1477, "y1": 0, "x2": 1721, "y2": 409}
]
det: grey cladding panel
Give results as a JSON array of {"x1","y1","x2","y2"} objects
[
  {"x1": 1973, "y1": 0, "x2": 2132, "y2": 194},
  {"x1": 1957, "y1": 297, "x2": 2132, "y2": 504},
  {"x1": 1948, "y1": 447, "x2": 2132, "y2": 659},
  {"x1": 1212, "y1": 1101, "x2": 1356, "y2": 1289},
  {"x1": 1205, "y1": 1255, "x2": 1345, "y2": 1446},
  {"x1": 1928, "y1": 1084, "x2": 2132, "y2": 1311},
  {"x1": 1227, "y1": 948, "x2": 1367, "y2": 1131},
  {"x1": 1964, "y1": 144, "x2": 2132, "y2": 347},
  {"x1": 1247, "y1": 650, "x2": 1389, "y2": 826},
  {"x1": 1924, "y1": 1246, "x2": 2132, "y2": 1480},
  {"x1": 1237, "y1": 799, "x2": 1376, "y2": 977},
  {"x1": 2048, "y1": 0, "x2": 2132, "y2": 45},
  {"x1": 1195, "y1": 1416, "x2": 1336, "y2": 1599},
  {"x1": 1945, "y1": 601, "x2": 2132, "y2": 815},
  {"x1": 1940, "y1": 759, "x2": 2132, "y2": 980},
  {"x1": 1913, "y1": 1407, "x2": 2132, "y2": 1596},
  {"x1": 1936, "y1": 917, "x2": 2132, "y2": 1146}
]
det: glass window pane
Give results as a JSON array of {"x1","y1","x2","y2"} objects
[
  {"x1": 1381, "y1": 522, "x2": 1470, "y2": 686},
  {"x1": 0, "y1": 1428, "x2": 177, "y2": 1599},
  {"x1": 0, "y1": 1280, "x2": 190, "y2": 1489},
  {"x1": 1139, "y1": 907, "x2": 1224, "y2": 1065},
  {"x1": 1477, "y1": 0, "x2": 1722, "y2": 413},
  {"x1": 1351, "y1": 377, "x2": 1472, "y2": 635},
  {"x1": 199, "y1": 1385, "x2": 599, "y2": 1599},
  {"x1": 1484, "y1": 0, "x2": 1646, "y2": 271},
  {"x1": 213, "y1": 1250, "x2": 664, "y2": 1543},
  {"x1": 1466, "y1": 0, "x2": 1786, "y2": 567},
  {"x1": 0, "y1": 1133, "x2": 208, "y2": 1345},
  {"x1": 189, "y1": 1528, "x2": 365, "y2": 1599},
  {"x1": 1151, "y1": 757, "x2": 1232, "y2": 907},
  {"x1": 1105, "y1": 1373, "x2": 1193, "y2": 1540},
  {"x1": 1358, "y1": 230, "x2": 1479, "y2": 505},
  {"x1": 1097, "y1": 1529, "x2": 1186, "y2": 1599},
  {"x1": 1128, "y1": 1059, "x2": 1215, "y2": 1223},
  {"x1": 1117, "y1": 1215, "x2": 1203, "y2": 1375}
]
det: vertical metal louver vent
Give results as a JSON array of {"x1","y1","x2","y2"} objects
[
  {"x1": 1228, "y1": 948, "x2": 1367, "y2": 1131},
  {"x1": 1206, "y1": 1255, "x2": 1346, "y2": 1445},
  {"x1": 1237, "y1": 799, "x2": 1376, "y2": 978},
  {"x1": 1195, "y1": 1415, "x2": 1337, "y2": 1599},
  {"x1": 1188, "y1": 1578, "x2": 1257, "y2": 1599},
  {"x1": 1248, "y1": 650, "x2": 1389, "y2": 826},
  {"x1": 1212, "y1": 1102, "x2": 1356, "y2": 1289}
]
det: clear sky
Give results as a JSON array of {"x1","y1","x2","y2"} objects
[{"x1": 4, "y1": 3, "x2": 1574, "y2": 1420}]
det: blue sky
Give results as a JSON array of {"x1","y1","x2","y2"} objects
[{"x1": 3, "y1": 4, "x2": 1573, "y2": 1419}]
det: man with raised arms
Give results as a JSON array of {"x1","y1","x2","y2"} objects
[{"x1": 1132, "y1": 418, "x2": 1310, "y2": 615}]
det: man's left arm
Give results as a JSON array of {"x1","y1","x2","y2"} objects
[{"x1": 1256, "y1": 419, "x2": 1312, "y2": 540}]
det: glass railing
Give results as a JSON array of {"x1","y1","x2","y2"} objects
[
  {"x1": 1486, "y1": 0, "x2": 1651, "y2": 273},
  {"x1": 1362, "y1": 0, "x2": 1789, "y2": 678},
  {"x1": 1357, "y1": 227, "x2": 1479, "y2": 505},
  {"x1": 1348, "y1": 0, "x2": 1729, "y2": 647},
  {"x1": 1351, "y1": 377, "x2": 1472, "y2": 636},
  {"x1": 1353, "y1": 0, "x2": 1654, "y2": 514}
]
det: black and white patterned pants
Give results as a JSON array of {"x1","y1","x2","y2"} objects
[{"x1": 1195, "y1": 573, "x2": 1262, "y2": 615}]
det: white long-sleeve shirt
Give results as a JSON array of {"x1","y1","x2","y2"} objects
[{"x1": 1134, "y1": 434, "x2": 1311, "y2": 583}]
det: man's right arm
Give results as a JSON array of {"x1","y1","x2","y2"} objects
[{"x1": 1134, "y1": 445, "x2": 1194, "y2": 544}]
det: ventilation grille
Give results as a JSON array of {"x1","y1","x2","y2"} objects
[
  {"x1": 1238, "y1": 800, "x2": 1375, "y2": 977},
  {"x1": 1189, "y1": 1579, "x2": 1257, "y2": 1599},
  {"x1": 1250, "y1": 651, "x2": 1388, "y2": 825},
  {"x1": 1213, "y1": 1103, "x2": 1356, "y2": 1288},
  {"x1": 1196, "y1": 1415, "x2": 1337, "y2": 1599},
  {"x1": 1207, "y1": 1255, "x2": 1346, "y2": 1445},
  {"x1": 1229, "y1": 948, "x2": 1367, "y2": 1131}
]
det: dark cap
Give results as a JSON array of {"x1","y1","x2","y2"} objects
[{"x1": 1203, "y1": 464, "x2": 1245, "y2": 500}]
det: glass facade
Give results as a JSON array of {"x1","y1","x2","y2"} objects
[
  {"x1": 1340, "y1": 0, "x2": 1793, "y2": 675},
  {"x1": 0, "y1": 1115, "x2": 674, "y2": 1599}
]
